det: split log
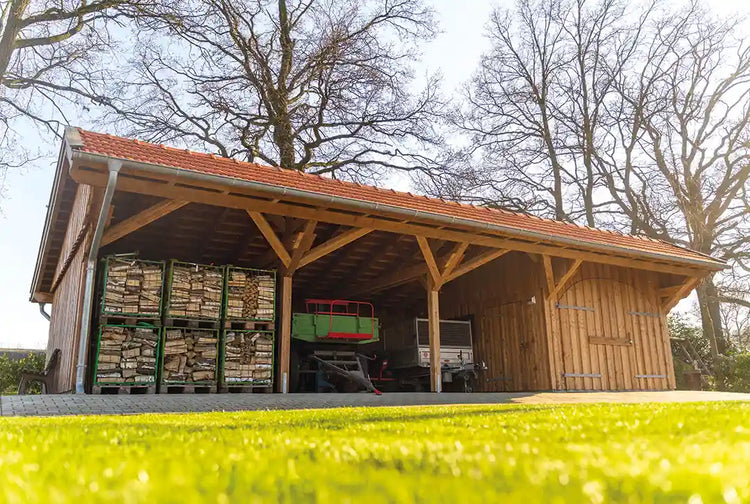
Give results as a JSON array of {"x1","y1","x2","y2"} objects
[
  {"x1": 95, "y1": 325, "x2": 159, "y2": 384},
  {"x1": 166, "y1": 263, "x2": 223, "y2": 320},
  {"x1": 161, "y1": 328, "x2": 218, "y2": 383},
  {"x1": 225, "y1": 268, "x2": 275, "y2": 320},
  {"x1": 223, "y1": 330, "x2": 273, "y2": 384},
  {"x1": 102, "y1": 258, "x2": 163, "y2": 316}
]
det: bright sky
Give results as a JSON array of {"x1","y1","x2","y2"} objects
[{"x1": 0, "y1": 0, "x2": 747, "y2": 349}]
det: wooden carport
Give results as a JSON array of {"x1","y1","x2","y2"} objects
[{"x1": 30, "y1": 128, "x2": 725, "y2": 393}]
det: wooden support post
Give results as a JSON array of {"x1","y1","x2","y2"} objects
[
  {"x1": 542, "y1": 255, "x2": 563, "y2": 390},
  {"x1": 427, "y1": 277, "x2": 441, "y2": 393},
  {"x1": 278, "y1": 275, "x2": 293, "y2": 393}
]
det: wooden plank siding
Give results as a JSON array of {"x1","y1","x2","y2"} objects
[
  {"x1": 45, "y1": 184, "x2": 97, "y2": 393},
  {"x1": 440, "y1": 252, "x2": 551, "y2": 392},
  {"x1": 553, "y1": 262, "x2": 674, "y2": 391},
  {"x1": 440, "y1": 254, "x2": 675, "y2": 392}
]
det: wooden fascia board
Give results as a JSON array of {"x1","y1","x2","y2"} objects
[
  {"x1": 70, "y1": 165, "x2": 720, "y2": 277},
  {"x1": 32, "y1": 291, "x2": 54, "y2": 303},
  {"x1": 297, "y1": 227, "x2": 373, "y2": 269},
  {"x1": 101, "y1": 199, "x2": 188, "y2": 246}
]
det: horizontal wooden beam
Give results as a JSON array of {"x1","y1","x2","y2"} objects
[
  {"x1": 589, "y1": 336, "x2": 632, "y2": 346},
  {"x1": 298, "y1": 227, "x2": 372, "y2": 270},
  {"x1": 101, "y1": 199, "x2": 188, "y2": 246},
  {"x1": 71, "y1": 166, "x2": 714, "y2": 278},
  {"x1": 247, "y1": 211, "x2": 291, "y2": 268}
]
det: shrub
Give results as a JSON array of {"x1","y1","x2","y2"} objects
[
  {"x1": 0, "y1": 352, "x2": 46, "y2": 395},
  {"x1": 713, "y1": 353, "x2": 750, "y2": 393}
]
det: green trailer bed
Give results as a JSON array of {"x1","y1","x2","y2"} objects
[{"x1": 291, "y1": 300, "x2": 379, "y2": 344}]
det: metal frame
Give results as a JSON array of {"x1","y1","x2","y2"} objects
[
  {"x1": 220, "y1": 328, "x2": 275, "y2": 387},
  {"x1": 99, "y1": 255, "x2": 165, "y2": 319},
  {"x1": 223, "y1": 265, "x2": 277, "y2": 323},
  {"x1": 164, "y1": 260, "x2": 225, "y2": 321}
]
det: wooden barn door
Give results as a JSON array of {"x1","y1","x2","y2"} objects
[
  {"x1": 557, "y1": 273, "x2": 638, "y2": 390},
  {"x1": 556, "y1": 266, "x2": 673, "y2": 391}
]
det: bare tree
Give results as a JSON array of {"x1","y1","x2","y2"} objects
[
  {"x1": 0, "y1": 0, "x2": 154, "y2": 197},
  {"x1": 422, "y1": 0, "x2": 646, "y2": 225},
  {"x1": 102, "y1": 0, "x2": 444, "y2": 181},
  {"x1": 608, "y1": 3, "x2": 750, "y2": 360},
  {"x1": 425, "y1": 0, "x2": 750, "y2": 365}
]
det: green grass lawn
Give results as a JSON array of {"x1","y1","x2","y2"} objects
[{"x1": 2, "y1": 402, "x2": 750, "y2": 503}]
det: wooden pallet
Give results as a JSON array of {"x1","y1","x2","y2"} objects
[
  {"x1": 223, "y1": 319, "x2": 274, "y2": 330},
  {"x1": 222, "y1": 384, "x2": 273, "y2": 393},
  {"x1": 99, "y1": 315, "x2": 161, "y2": 326},
  {"x1": 163, "y1": 317, "x2": 221, "y2": 329},
  {"x1": 92, "y1": 384, "x2": 157, "y2": 395},
  {"x1": 161, "y1": 383, "x2": 217, "y2": 394}
]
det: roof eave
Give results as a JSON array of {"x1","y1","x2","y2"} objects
[
  {"x1": 28, "y1": 129, "x2": 78, "y2": 302},
  {"x1": 69, "y1": 148, "x2": 726, "y2": 273}
]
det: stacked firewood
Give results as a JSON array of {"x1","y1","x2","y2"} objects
[
  {"x1": 167, "y1": 263, "x2": 223, "y2": 319},
  {"x1": 223, "y1": 331, "x2": 273, "y2": 384},
  {"x1": 102, "y1": 258, "x2": 163, "y2": 316},
  {"x1": 162, "y1": 328, "x2": 218, "y2": 383},
  {"x1": 225, "y1": 269, "x2": 275, "y2": 320},
  {"x1": 96, "y1": 325, "x2": 159, "y2": 384}
]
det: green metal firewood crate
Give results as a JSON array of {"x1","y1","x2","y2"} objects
[
  {"x1": 163, "y1": 260, "x2": 225, "y2": 323},
  {"x1": 92, "y1": 323, "x2": 161, "y2": 394},
  {"x1": 159, "y1": 326, "x2": 220, "y2": 392},
  {"x1": 99, "y1": 255, "x2": 165, "y2": 320},
  {"x1": 223, "y1": 266, "x2": 277, "y2": 325},
  {"x1": 219, "y1": 328, "x2": 275, "y2": 389}
]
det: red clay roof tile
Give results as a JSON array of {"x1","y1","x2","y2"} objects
[{"x1": 74, "y1": 129, "x2": 721, "y2": 267}]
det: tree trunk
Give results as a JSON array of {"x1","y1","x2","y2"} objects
[
  {"x1": 696, "y1": 277, "x2": 726, "y2": 364},
  {"x1": 273, "y1": 0, "x2": 297, "y2": 170},
  {"x1": 0, "y1": 0, "x2": 32, "y2": 85}
]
